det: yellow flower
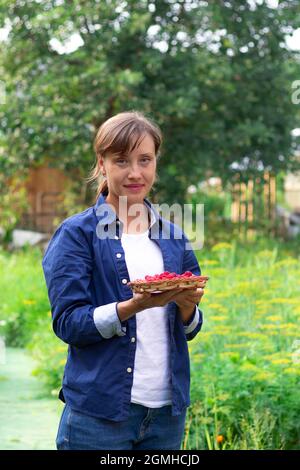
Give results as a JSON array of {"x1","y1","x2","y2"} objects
[
  {"x1": 235, "y1": 281, "x2": 254, "y2": 290},
  {"x1": 293, "y1": 306, "x2": 300, "y2": 315},
  {"x1": 257, "y1": 250, "x2": 275, "y2": 258},
  {"x1": 207, "y1": 303, "x2": 224, "y2": 310},
  {"x1": 214, "y1": 292, "x2": 231, "y2": 299},
  {"x1": 274, "y1": 258, "x2": 298, "y2": 268},
  {"x1": 265, "y1": 315, "x2": 282, "y2": 322},
  {"x1": 23, "y1": 299, "x2": 36, "y2": 305},
  {"x1": 202, "y1": 259, "x2": 219, "y2": 266},
  {"x1": 212, "y1": 242, "x2": 232, "y2": 252},
  {"x1": 210, "y1": 268, "x2": 227, "y2": 276},
  {"x1": 260, "y1": 323, "x2": 296, "y2": 331},
  {"x1": 253, "y1": 371, "x2": 275, "y2": 381},
  {"x1": 225, "y1": 342, "x2": 252, "y2": 349},
  {"x1": 237, "y1": 332, "x2": 268, "y2": 340},
  {"x1": 210, "y1": 315, "x2": 228, "y2": 322},
  {"x1": 222, "y1": 352, "x2": 240, "y2": 360},
  {"x1": 261, "y1": 324, "x2": 278, "y2": 330},
  {"x1": 283, "y1": 367, "x2": 300, "y2": 376},
  {"x1": 270, "y1": 359, "x2": 291, "y2": 365},
  {"x1": 270, "y1": 298, "x2": 299, "y2": 305},
  {"x1": 210, "y1": 326, "x2": 232, "y2": 335},
  {"x1": 265, "y1": 352, "x2": 292, "y2": 360},
  {"x1": 268, "y1": 281, "x2": 281, "y2": 288},
  {"x1": 216, "y1": 393, "x2": 231, "y2": 401},
  {"x1": 240, "y1": 363, "x2": 260, "y2": 372}
]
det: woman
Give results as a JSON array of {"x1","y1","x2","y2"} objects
[{"x1": 42, "y1": 110, "x2": 204, "y2": 450}]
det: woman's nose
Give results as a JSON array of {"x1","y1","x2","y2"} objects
[{"x1": 128, "y1": 165, "x2": 142, "y2": 178}]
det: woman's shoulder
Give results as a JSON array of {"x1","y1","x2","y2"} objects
[
  {"x1": 52, "y1": 206, "x2": 97, "y2": 242},
  {"x1": 62, "y1": 206, "x2": 95, "y2": 228}
]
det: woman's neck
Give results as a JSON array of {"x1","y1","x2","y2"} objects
[{"x1": 105, "y1": 193, "x2": 150, "y2": 234}]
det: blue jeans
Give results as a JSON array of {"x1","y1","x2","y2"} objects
[{"x1": 56, "y1": 402, "x2": 187, "y2": 450}]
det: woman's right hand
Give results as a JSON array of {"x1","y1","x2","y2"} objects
[{"x1": 130, "y1": 288, "x2": 184, "y2": 310}]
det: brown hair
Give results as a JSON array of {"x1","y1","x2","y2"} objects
[{"x1": 86, "y1": 111, "x2": 163, "y2": 199}]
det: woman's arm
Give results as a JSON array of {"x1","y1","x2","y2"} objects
[
  {"x1": 177, "y1": 232, "x2": 205, "y2": 341},
  {"x1": 42, "y1": 221, "x2": 124, "y2": 348}
]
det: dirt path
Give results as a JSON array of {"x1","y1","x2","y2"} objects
[{"x1": 0, "y1": 347, "x2": 64, "y2": 450}]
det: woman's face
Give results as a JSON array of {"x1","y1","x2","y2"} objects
[{"x1": 99, "y1": 133, "x2": 157, "y2": 208}]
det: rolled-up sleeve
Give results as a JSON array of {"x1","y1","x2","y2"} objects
[
  {"x1": 42, "y1": 221, "x2": 123, "y2": 348},
  {"x1": 181, "y1": 232, "x2": 204, "y2": 342},
  {"x1": 93, "y1": 302, "x2": 126, "y2": 338},
  {"x1": 183, "y1": 305, "x2": 201, "y2": 334}
]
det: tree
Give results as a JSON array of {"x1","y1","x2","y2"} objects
[{"x1": 0, "y1": 0, "x2": 299, "y2": 206}]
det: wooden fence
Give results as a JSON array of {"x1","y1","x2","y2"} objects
[{"x1": 230, "y1": 171, "x2": 277, "y2": 237}]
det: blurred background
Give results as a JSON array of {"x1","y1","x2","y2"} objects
[{"x1": 0, "y1": 0, "x2": 299, "y2": 450}]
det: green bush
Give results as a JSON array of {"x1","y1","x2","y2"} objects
[
  {"x1": 184, "y1": 243, "x2": 300, "y2": 450},
  {"x1": 26, "y1": 319, "x2": 67, "y2": 398},
  {"x1": 0, "y1": 246, "x2": 50, "y2": 347}
]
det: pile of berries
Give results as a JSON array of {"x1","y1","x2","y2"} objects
[{"x1": 142, "y1": 271, "x2": 194, "y2": 282}]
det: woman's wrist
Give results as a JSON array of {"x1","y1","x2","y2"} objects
[
  {"x1": 177, "y1": 303, "x2": 196, "y2": 324},
  {"x1": 116, "y1": 298, "x2": 141, "y2": 322}
]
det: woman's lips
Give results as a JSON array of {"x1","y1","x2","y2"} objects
[{"x1": 124, "y1": 184, "x2": 145, "y2": 191}]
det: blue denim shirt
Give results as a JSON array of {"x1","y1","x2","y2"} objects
[{"x1": 42, "y1": 192, "x2": 203, "y2": 421}]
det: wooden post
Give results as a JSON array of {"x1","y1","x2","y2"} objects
[{"x1": 270, "y1": 173, "x2": 277, "y2": 235}]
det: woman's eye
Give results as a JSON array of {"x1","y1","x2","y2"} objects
[{"x1": 141, "y1": 158, "x2": 150, "y2": 163}]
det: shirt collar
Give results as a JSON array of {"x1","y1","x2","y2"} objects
[{"x1": 93, "y1": 192, "x2": 160, "y2": 231}]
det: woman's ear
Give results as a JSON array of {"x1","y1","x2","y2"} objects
[{"x1": 98, "y1": 156, "x2": 105, "y2": 175}]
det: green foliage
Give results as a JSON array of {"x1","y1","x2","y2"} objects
[
  {"x1": 0, "y1": 246, "x2": 50, "y2": 346},
  {"x1": 187, "y1": 187, "x2": 227, "y2": 219},
  {"x1": 0, "y1": 1, "x2": 299, "y2": 203},
  {"x1": 1, "y1": 238, "x2": 300, "y2": 449},
  {"x1": 0, "y1": 175, "x2": 29, "y2": 243},
  {"x1": 27, "y1": 321, "x2": 67, "y2": 395},
  {"x1": 183, "y1": 243, "x2": 300, "y2": 450}
]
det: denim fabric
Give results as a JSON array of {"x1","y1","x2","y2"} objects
[{"x1": 56, "y1": 403, "x2": 187, "y2": 450}]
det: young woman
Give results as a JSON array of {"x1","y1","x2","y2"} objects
[{"x1": 42, "y1": 111, "x2": 204, "y2": 450}]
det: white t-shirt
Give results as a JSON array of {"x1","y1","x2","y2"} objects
[{"x1": 121, "y1": 229, "x2": 173, "y2": 408}]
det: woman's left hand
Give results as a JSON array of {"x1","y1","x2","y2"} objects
[
  {"x1": 170, "y1": 287, "x2": 205, "y2": 324},
  {"x1": 171, "y1": 287, "x2": 204, "y2": 309}
]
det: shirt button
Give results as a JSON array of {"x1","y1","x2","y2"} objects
[
  {"x1": 116, "y1": 253, "x2": 122, "y2": 258},
  {"x1": 122, "y1": 279, "x2": 127, "y2": 284},
  {"x1": 127, "y1": 367, "x2": 132, "y2": 373},
  {"x1": 131, "y1": 337, "x2": 136, "y2": 343}
]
